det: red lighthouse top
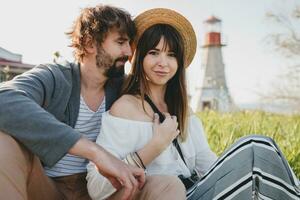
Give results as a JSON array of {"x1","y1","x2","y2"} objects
[{"x1": 203, "y1": 16, "x2": 225, "y2": 47}]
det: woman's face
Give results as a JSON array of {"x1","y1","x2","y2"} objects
[{"x1": 142, "y1": 36, "x2": 178, "y2": 87}]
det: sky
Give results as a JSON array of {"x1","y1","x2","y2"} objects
[{"x1": 0, "y1": 0, "x2": 297, "y2": 110}]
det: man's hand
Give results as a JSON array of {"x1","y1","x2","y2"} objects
[
  {"x1": 93, "y1": 147, "x2": 145, "y2": 200},
  {"x1": 69, "y1": 137, "x2": 145, "y2": 200}
]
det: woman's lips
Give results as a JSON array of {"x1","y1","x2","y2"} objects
[{"x1": 154, "y1": 71, "x2": 168, "y2": 76}]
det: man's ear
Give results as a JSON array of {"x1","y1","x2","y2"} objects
[{"x1": 84, "y1": 36, "x2": 97, "y2": 54}]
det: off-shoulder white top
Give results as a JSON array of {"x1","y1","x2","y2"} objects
[{"x1": 86, "y1": 112, "x2": 217, "y2": 200}]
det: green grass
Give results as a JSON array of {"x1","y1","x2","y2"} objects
[{"x1": 196, "y1": 110, "x2": 300, "y2": 178}]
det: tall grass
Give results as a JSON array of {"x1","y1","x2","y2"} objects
[{"x1": 197, "y1": 110, "x2": 300, "y2": 178}]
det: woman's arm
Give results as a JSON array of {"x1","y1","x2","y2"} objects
[
  {"x1": 136, "y1": 113, "x2": 179, "y2": 165},
  {"x1": 110, "y1": 95, "x2": 179, "y2": 166},
  {"x1": 189, "y1": 115, "x2": 218, "y2": 176}
]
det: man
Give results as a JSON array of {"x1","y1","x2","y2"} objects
[{"x1": 0, "y1": 5, "x2": 185, "y2": 200}]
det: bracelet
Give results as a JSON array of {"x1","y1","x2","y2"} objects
[
  {"x1": 124, "y1": 152, "x2": 146, "y2": 170},
  {"x1": 125, "y1": 153, "x2": 144, "y2": 169},
  {"x1": 125, "y1": 153, "x2": 136, "y2": 166},
  {"x1": 131, "y1": 152, "x2": 144, "y2": 169},
  {"x1": 134, "y1": 152, "x2": 146, "y2": 169}
]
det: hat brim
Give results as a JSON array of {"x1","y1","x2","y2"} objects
[{"x1": 131, "y1": 8, "x2": 197, "y2": 68}]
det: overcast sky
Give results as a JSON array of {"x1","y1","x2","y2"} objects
[{"x1": 0, "y1": 0, "x2": 297, "y2": 109}]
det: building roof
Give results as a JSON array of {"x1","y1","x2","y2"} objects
[
  {"x1": 0, "y1": 47, "x2": 34, "y2": 70},
  {"x1": 204, "y1": 16, "x2": 221, "y2": 24},
  {"x1": 0, "y1": 59, "x2": 34, "y2": 69},
  {"x1": 0, "y1": 47, "x2": 22, "y2": 62}
]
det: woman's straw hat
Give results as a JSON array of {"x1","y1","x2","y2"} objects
[{"x1": 132, "y1": 8, "x2": 197, "y2": 68}]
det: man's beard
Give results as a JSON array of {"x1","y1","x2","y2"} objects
[{"x1": 96, "y1": 47, "x2": 127, "y2": 78}]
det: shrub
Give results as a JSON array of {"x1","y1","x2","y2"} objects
[{"x1": 197, "y1": 110, "x2": 300, "y2": 178}]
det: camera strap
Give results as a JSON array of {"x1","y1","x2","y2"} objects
[
  {"x1": 144, "y1": 95, "x2": 200, "y2": 194},
  {"x1": 144, "y1": 94, "x2": 187, "y2": 165}
]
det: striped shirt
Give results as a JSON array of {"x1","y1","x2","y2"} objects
[{"x1": 44, "y1": 96, "x2": 106, "y2": 177}]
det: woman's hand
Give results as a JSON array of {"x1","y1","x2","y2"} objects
[
  {"x1": 136, "y1": 113, "x2": 179, "y2": 166},
  {"x1": 151, "y1": 113, "x2": 179, "y2": 151}
]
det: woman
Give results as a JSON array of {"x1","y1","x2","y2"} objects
[{"x1": 87, "y1": 8, "x2": 300, "y2": 200}]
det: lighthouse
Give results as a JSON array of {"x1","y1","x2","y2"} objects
[{"x1": 196, "y1": 16, "x2": 235, "y2": 112}]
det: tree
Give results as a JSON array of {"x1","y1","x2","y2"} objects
[
  {"x1": 53, "y1": 51, "x2": 61, "y2": 63},
  {"x1": 53, "y1": 51, "x2": 67, "y2": 64},
  {"x1": 264, "y1": 1, "x2": 300, "y2": 113}
]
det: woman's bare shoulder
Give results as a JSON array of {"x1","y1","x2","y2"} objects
[{"x1": 109, "y1": 94, "x2": 141, "y2": 119}]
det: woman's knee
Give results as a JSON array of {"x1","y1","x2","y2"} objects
[
  {"x1": 237, "y1": 134, "x2": 276, "y2": 147},
  {"x1": 242, "y1": 134, "x2": 273, "y2": 141}
]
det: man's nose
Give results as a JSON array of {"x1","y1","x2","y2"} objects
[{"x1": 123, "y1": 42, "x2": 132, "y2": 57}]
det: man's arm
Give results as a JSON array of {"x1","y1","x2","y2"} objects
[
  {"x1": 0, "y1": 64, "x2": 81, "y2": 167},
  {"x1": 70, "y1": 137, "x2": 145, "y2": 200}
]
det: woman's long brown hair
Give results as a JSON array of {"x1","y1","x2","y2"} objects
[{"x1": 122, "y1": 24, "x2": 188, "y2": 141}]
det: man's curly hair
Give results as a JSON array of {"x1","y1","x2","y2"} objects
[{"x1": 66, "y1": 5, "x2": 136, "y2": 62}]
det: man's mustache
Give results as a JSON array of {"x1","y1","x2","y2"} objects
[{"x1": 115, "y1": 56, "x2": 129, "y2": 63}]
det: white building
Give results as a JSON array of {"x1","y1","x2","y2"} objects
[
  {"x1": 0, "y1": 47, "x2": 34, "y2": 82},
  {"x1": 197, "y1": 16, "x2": 235, "y2": 112}
]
